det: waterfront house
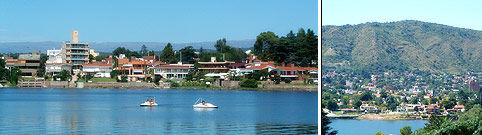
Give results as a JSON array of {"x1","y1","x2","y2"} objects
[
  {"x1": 118, "y1": 61, "x2": 153, "y2": 81},
  {"x1": 396, "y1": 103, "x2": 421, "y2": 112},
  {"x1": 360, "y1": 104, "x2": 380, "y2": 113},
  {"x1": 6, "y1": 51, "x2": 41, "y2": 77},
  {"x1": 45, "y1": 63, "x2": 73, "y2": 76},
  {"x1": 447, "y1": 105, "x2": 465, "y2": 113},
  {"x1": 425, "y1": 104, "x2": 440, "y2": 114},
  {"x1": 154, "y1": 64, "x2": 193, "y2": 79},
  {"x1": 45, "y1": 49, "x2": 72, "y2": 76},
  {"x1": 198, "y1": 57, "x2": 234, "y2": 73},
  {"x1": 82, "y1": 63, "x2": 113, "y2": 78},
  {"x1": 271, "y1": 65, "x2": 318, "y2": 81}
]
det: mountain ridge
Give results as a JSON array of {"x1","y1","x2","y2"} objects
[
  {"x1": 322, "y1": 20, "x2": 482, "y2": 74},
  {"x1": 0, "y1": 39, "x2": 255, "y2": 53}
]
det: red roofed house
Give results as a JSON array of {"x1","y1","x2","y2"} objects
[
  {"x1": 425, "y1": 104, "x2": 440, "y2": 114},
  {"x1": 142, "y1": 56, "x2": 155, "y2": 63},
  {"x1": 271, "y1": 64, "x2": 318, "y2": 81},
  {"x1": 197, "y1": 57, "x2": 234, "y2": 73}
]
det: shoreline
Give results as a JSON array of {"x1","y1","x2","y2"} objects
[
  {"x1": 170, "y1": 87, "x2": 318, "y2": 92},
  {"x1": 2, "y1": 86, "x2": 318, "y2": 92},
  {"x1": 327, "y1": 112, "x2": 428, "y2": 120}
]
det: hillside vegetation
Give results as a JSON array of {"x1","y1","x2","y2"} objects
[{"x1": 322, "y1": 20, "x2": 482, "y2": 74}]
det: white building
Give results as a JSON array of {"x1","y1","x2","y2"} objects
[
  {"x1": 154, "y1": 64, "x2": 192, "y2": 79},
  {"x1": 45, "y1": 49, "x2": 72, "y2": 76},
  {"x1": 82, "y1": 63, "x2": 112, "y2": 78},
  {"x1": 45, "y1": 63, "x2": 73, "y2": 76}
]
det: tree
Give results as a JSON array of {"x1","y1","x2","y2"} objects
[
  {"x1": 214, "y1": 38, "x2": 228, "y2": 53},
  {"x1": 273, "y1": 74, "x2": 281, "y2": 84},
  {"x1": 177, "y1": 46, "x2": 197, "y2": 64},
  {"x1": 459, "y1": 104, "x2": 482, "y2": 121},
  {"x1": 148, "y1": 50, "x2": 155, "y2": 56},
  {"x1": 252, "y1": 69, "x2": 269, "y2": 81},
  {"x1": 271, "y1": 37, "x2": 290, "y2": 64},
  {"x1": 140, "y1": 44, "x2": 148, "y2": 56},
  {"x1": 424, "y1": 114, "x2": 452, "y2": 132},
  {"x1": 400, "y1": 126, "x2": 412, "y2": 135},
  {"x1": 94, "y1": 55, "x2": 105, "y2": 61},
  {"x1": 113, "y1": 47, "x2": 129, "y2": 56},
  {"x1": 253, "y1": 31, "x2": 279, "y2": 61},
  {"x1": 88, "y1": 54, "x2": 94, "y2": 62},
  {"x1": 352, "y1": 99, "x2": 362, "y2": 109},
  {"x1": 374, "y1": 131, "x2": 385, "y2": 135},
  {"x1": 360, "y1": 91, "x2": 373, "y2": 101},
  {"x1": 8, "y1": 67, "x2": 21, "y2": 84},
  {"x1": 240, "y1": 79, "x2": 258, "y2": 88},
  {"x1": 327, "y1": 99, "x2": 339, "y2": 111},
  {"x1": 0, "y1": 60, "x2": 8, "y2": 80},
  {"x1": 161, "y1": 43, "x2": 175, "y2": 63},
  {"x1": 185, "y1": 70, "x2": 196, "y2": 81},
  {"x1": 110, "y1": 70, "x2": 120, "y2": 79},
  {"x1": 322, "y1": 103, "x2": 338, "y2": 135},
  {"x1": 37, "y1": 55, "x2": 48, "y2": 77},
  {"x1": 120, "y1": 75, "x2": 128, "y2": 82},
  {"x1": 54, "y1": 70, "x2": 71, "y2": 81}
]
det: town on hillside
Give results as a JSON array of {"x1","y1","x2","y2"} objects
[
  {"x1": 322, "y1": 69, "x2": 482, "y2": 120},
  {"x1": 0, "y1": 30, "x2": 318, "y2": 90}
]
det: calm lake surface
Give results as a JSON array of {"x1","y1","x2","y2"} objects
[
  {"x1": 0, "y1": 88, "x2": 317, "y2": 134},
  {"x1": 331, "y1": 119, "x2": 427, "y2": 135}
]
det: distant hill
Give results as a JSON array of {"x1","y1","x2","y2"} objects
[
  {"x1": 322, "y1": 20, "x2": 482, "y2": 74},
  {"x1": 0, "y1": 39, "x2": 255, "y2": 54}
]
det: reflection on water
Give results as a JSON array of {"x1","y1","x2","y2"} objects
[
  {"x1": 0, "y1": 88, "x2": 318, "y2": 134},
  {"x1": 193, "y1": 108, "x2": 217, "y2": 112}
]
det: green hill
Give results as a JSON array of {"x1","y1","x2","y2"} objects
[{"x1": 322, "y1": 20, "x2": 482, "y2": 74}]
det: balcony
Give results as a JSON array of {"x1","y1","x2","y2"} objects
[
  {"x1": 67, "y1": 52, "x2": 89, "y2": 55},
  {"x1": 66, "y1": 47, "x2": 89, "y2": 50},
  {"x1": 70, "y1": 57, "x2": 88, "y2": 60}
]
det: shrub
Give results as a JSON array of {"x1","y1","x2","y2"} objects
[
  {"x1": 240, "y1": 79, "x2": 259, "y2": 88},
  {"x1": 284, "y1": 78, "x2": 292, "y2": 83},
  {"x1": 120, "y1": 75, "x2": 128, "y2": 82},
  {"x1": 154, "y1": 77, "x2": 161, "y2": 86},
  {"x1": 273, "y1": 74, "x2": 281, "y2": 84},
  {"x1": 171, "y1": 82, "x2": 180, "y2": 87},
  {"x1": 110, "y1": 70, "x2": 120, "y2": 79}
]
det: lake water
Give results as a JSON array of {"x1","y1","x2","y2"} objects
[
  {"x1": 330, "y1": 119, "x2": 427, "y2": 135},
  {"x1": 0, "y1": 88, "x2": 318, "y2": 134}
]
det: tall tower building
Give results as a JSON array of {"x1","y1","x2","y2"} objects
[
  {"x1": 71, "y1": 30, "x2": 79, "y2": 43},
  {"x1": 62, "y1": 30, "x2": 89, "y2": 69}
]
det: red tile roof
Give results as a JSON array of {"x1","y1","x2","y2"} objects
[
  {"x1": 275, "y1": 66, "x2": 318, "y2": 71},
  {"x1": 142, "y1": 56, "x2": 154, "y2": 60},
  {"x1": 118, "y1": 59, "x2": 129, "y2": 65}
]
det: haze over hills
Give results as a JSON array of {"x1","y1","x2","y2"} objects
[
  {"x1": 322, "y1": 20, "x2": 482, "y2": 74},
  {"x1": 0, "y1": 39, "x2": 255, "y2": 54}
]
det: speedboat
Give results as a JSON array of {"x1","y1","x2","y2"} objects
[
  {"x1": 192, "y1": 97, "x2": 218, "y2": 108},
  {"x1": 140, "y1": 96, "x2": 158, "y2": 106}
]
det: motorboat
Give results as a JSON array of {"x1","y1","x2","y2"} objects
[
  {"x1": 140, "y1": 96, "x2": 158, "y2": 106},
  {"x1": 192, "y1": 97, "x2": 218, "y2": 108}
]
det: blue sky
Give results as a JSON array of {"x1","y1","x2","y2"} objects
[
  {"x1": 0, "y1": 0, "x2": 318, "y2": 43},
  {"x1": 322, "y1": 0, "x2": 482, "y2": 30}
]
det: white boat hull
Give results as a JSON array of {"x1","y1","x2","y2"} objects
[
  {"x1": 140, "y1": 102, "x2": 158, "y2": 106},
  {"x1": 192, "y1": 103, "x2": 218, "y2": 108}
]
